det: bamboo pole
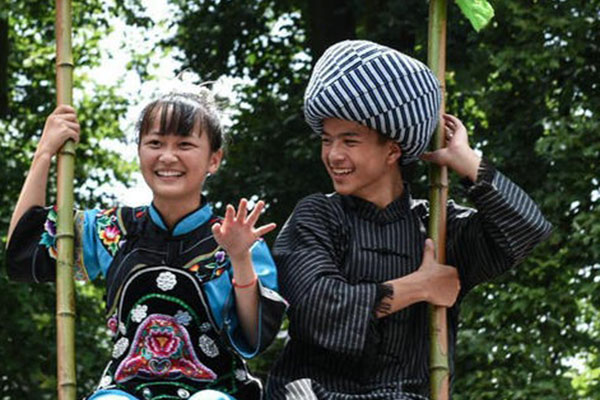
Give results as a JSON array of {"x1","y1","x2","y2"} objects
[
  {"x1": 427, "y1": 0, "x2": 449, "y2": 399},
  {"x1": 55, "y1": 1, "x2": 77, "y2": 399}
]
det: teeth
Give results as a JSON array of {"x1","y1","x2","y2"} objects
[
  {"x1": 332, "y1": 168, "x2": 352, "y2": 175},
  {"x1": 156, "y1": 171, "x2": 183, "y2": 177}
]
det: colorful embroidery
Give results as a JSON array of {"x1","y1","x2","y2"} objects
[
  {"x1": 96, "y1": 208, "x2": 125, "y2": 256},
  {"x1": 39, "y1": 207, "x2": 58, "y2": 259},
  {"x1": 73, "y1": 211, "x2": 89, "y2": 282},
  {"x1": 114, "y1": 314, "x2": 217, "y2": 383},
  {"x1": 107, "y1": 315, "x2": 118, "y2": 336}
]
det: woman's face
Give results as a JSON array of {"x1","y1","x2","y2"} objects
[{"x1": 138, "y1": 111, "x2": 222, "y2": 209}]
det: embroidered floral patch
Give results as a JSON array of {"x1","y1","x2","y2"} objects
[
  {"x1": 96, "y1": 208, "x2": 125, "y2": 256},
  {"x1": 39, "y1": 207, "x2": 58, "y2": 259},
  {"x1": 114, "y1": 314, "x2": 217, "y2": 383}
]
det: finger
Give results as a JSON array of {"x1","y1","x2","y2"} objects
[
  {"x1": 224, "y1": 204, "x2": 235, "y2": 225},
  {"x1": 420, "y1": 149, "x2": 448, "y2": 165},
  {"x1": 54, "y1": 104, "x2": 76, "y2": 115},
  {"x1": 62, "y1": 120, "x2": 81, "y2": 134},
  {"x1": 247, "y1": 200, "x2": 265, "y2": 227},
  {"x1": 211, "y1": 223, "x2": 222, "y2": 239},
  {"x1": 237, "y1": 198, "x2": 248, "y2": 222},
  {"x1": 254, "y1": 222, "x2": 277, "y2": 238},
  {"x1": 443, "y1": 113, "x2": 459, "y2": 124},
  {"x1": 422, "y1": 238, "x2": 436, "y2": 262}
]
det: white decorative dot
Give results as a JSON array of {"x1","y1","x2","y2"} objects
[
  {"x1": 156, "y1": 271, "x2": 177, "y2": 291},
  {"x1": 131, "y1": 304, "x2": 148, "y2": 323},
  {"x1": 234, "y1": 368, "x2": 248, "y2": 381},
  {"x1": 112, "y1": 337, "x2": 129, "y2": 358},
  {"x1": 198, "y1": 334, "x2": 219, "y2": 358},
  {"x1": 174, "y1": 310, "x2": 192, "y2": 326},
  {"x1": 98, "y1": 375, "x2": 112, "y2": 388}
]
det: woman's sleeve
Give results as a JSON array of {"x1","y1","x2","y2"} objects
[
  {"x1": 446, "y1": 160, "x2": 553, "y2": 294},
  {"x1": 203, "y1": 240, "x2": 288, "y2": 359},
  {"x1": 273, "y1": 194, "x2": 379, "y2": 357},
  {"x1": 6, "y1": 206, "x2": 115, "y2": 283}
]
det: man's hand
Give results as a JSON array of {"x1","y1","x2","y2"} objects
[
  {"x1": 420, "y1": 113, "x2": 481, "y2": 182},
  {"x1": 416, "y1": 238, "x2": 461, "y2": 307}
]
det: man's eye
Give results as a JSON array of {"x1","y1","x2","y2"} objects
[
  {"x1": 345, "y1": 140, "x2": 359, "y2": 146},
  {"x1": 179, "y1": 142, "x2": 194, "y2": 148},
  {"x1": 321, "y1": 137, "x2": 331, "y2": 144}
]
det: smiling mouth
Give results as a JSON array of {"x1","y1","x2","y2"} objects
[
  {"x1": 331, "y1": 168, "x2": 353, "y2": 176},
  {"x1": 155, "y1": 170, "x2": 184, "y2": 177}
]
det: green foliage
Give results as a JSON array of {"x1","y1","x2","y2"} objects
[
  {"x1": 2, "y1": 0, "x2": 598, "y2": 399},
  {"x1": 159, "y1": 0, "x2": 599, "y2": 398},
  {"x1": 0, "y1": 1, "x2": 132, "y2": 398},
  {"x1": 455, "y1": 0, "x2": 495, "y2": 32}
]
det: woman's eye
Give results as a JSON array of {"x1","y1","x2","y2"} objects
[
  {"x1": 321, "y1": 137, "x2": 331, "y2": 145},
  {"x1": 345, "y1": 140, "x2": 359, "y2": 146},
  {"x1": 179, "y1": 142, "x2": 195, "y2": 149},
  {"x1": 146, "y1": 140, "x2": 161, "y2": 148}
]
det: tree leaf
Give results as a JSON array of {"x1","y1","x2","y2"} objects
[{"x1": 455, "y1": 0, "x2": 495, "y2": 32}]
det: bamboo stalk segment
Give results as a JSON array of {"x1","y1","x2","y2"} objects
[
  {"x1": 426, "y1": 0, "x2": 450, "y2": 399},
  {"x1": 55, "y1": 0, "x2": 77, "y2": 399}
]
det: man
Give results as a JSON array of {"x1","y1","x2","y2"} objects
[{"x1": 266, "y1": 40, "x2": 552, "y2": 399}]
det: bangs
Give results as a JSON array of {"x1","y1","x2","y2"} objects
[
  {"x1": 139, "y1": 98, "x2": 205, "y2": 138},
  {"x1": 136, "y1": 91, "x2": 224, "y2": 151}
]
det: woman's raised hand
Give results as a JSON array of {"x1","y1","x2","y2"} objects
[
  {"x1": 37, "y1": 105, "x2": 80, "y2": 159},
  {"x1": 211, "y1": 198, "x2": 276, "y2": 261}
]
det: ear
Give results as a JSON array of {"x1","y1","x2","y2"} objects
[
  {"x1": 208, "y1": 148, "x2": 224, "y2": 175},
  {"x1": 387, "y1": 141, "x2": 402, "y2": 165}
]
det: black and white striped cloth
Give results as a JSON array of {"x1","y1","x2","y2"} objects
[
  {"x1": 304, "y1": 40, "x2": 442, "y2": 165},
  {"x1": 266, "y1": 164, "x2": 552, "y2": 399}
]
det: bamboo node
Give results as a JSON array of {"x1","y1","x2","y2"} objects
[
  {"x1": 55, "y1": 232, "x2": 75, "y2": 239},
  {"x1": 59, "y1": 149, "x2": 76, "y2": 156},
  {"x1": 57, "y1": 310, "x2": 77, "y2": 317}
]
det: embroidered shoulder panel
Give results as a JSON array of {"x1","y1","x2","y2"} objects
[
  {"x1": 96, "y1": 207, "x2": 127, "y2": 257},
  {"x1": 39, "y1": 206, "x2": 58, "y2": 260}
]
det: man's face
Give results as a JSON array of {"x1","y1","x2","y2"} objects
[{"x1": 321, "y1": 118, "x2": 401, "y2": 204}]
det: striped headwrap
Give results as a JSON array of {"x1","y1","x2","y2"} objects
[{"x1": 304, "y1": 40, "x2": 442, "y2": 164}]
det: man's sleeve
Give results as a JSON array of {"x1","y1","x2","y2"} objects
[
  {"x1": 446, "y1": 159, "x2": 553, "y2": 294},
  {"x1": 273, "y1": 194, "x2": 379, "y2": 356}
]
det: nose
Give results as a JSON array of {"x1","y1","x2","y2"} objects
[
  {"x1": 158, "y1": 146, "x2": 178, "y2": 163},
  {"x1": 327, "y1": 141, "x2": 345, "y2": 163}
]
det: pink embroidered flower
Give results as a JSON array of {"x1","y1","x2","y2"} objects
[
  {"x1": 107, "y1": 315, "x2": 118, "y2": 335},
  {"x1": 145, "y1": 329, "x2": 180, "y2": 358},
  {"x1": 100, "y1": 225, "x2": 121, "y2": 246}
]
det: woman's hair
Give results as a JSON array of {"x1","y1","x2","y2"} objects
[{"x1": 136, "y1": 90, "x2": 224, "y2": 152}]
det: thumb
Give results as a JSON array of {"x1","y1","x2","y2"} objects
[
  {"x1": 420, "y1": 149, "x2": 447, "y2": 166},
  {"x1": 211, "y1": 223, "x2": 222, "y2": 238},
  {"x1": 422, "y1": 238, "x2": 437, "y2": 262}
]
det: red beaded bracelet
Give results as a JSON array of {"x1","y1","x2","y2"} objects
[{"x1": 232, "y1": 275, "x2": 258, "y2": 289}]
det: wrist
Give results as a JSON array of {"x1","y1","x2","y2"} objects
[
  {"x1": 33, "y1": 151, "x2": 53, "y2": 165},
  {"x1": 458, "y1": 149, "x2": 481, "y2": 182},
  {"x1": 229, "y1": 250, "x2": 252, "y2": 266}
]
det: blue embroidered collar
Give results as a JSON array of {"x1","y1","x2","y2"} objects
[{"x1": 149, "y1": 202, "x2": 213, "y2": 236}]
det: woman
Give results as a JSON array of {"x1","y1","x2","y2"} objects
[{"x1": 6, "y1": 90, "x2": 287, "y2": 400}]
